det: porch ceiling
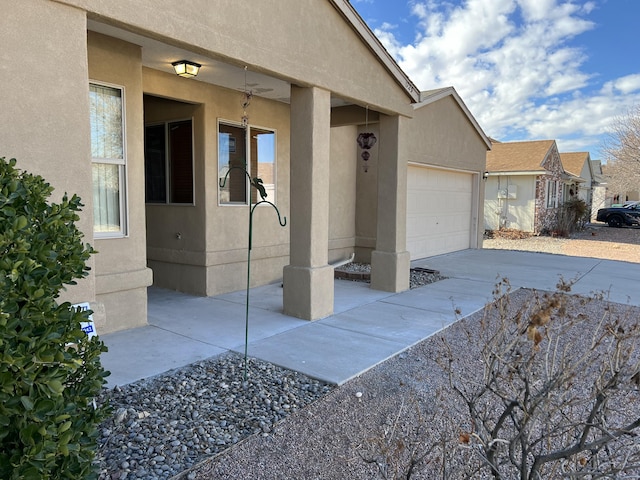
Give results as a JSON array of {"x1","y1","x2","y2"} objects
[{"x1": 87, "y1": 20, "x2": 351, "y2": 108}]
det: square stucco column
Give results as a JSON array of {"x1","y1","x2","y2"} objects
[
  {"x1": 370, "y1": 114, "x2": 411, "y2": 292},
  {"x1": 283, "y1": 86, "x2": 334, "y2": 320}
]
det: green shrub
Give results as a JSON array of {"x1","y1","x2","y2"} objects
[{"x1": 0, "y1": 157, "x2": 109, "y2": 479}]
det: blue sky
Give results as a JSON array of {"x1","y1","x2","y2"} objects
[{"x1": 351, "y1": 0, "x2": 640, "y2": 159}]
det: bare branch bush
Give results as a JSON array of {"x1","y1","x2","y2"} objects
[
  {"x1": 362, "y1": 279, "x2": 640, "y2": 479},
  {"x1": 357, "y1": 395, "x2": 442, "y2": 479},
  {"x1": 602, "y1": 104, "x2": 640, "y2": 194}
]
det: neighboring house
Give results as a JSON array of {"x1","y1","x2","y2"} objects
[
  {"x1": 484, "y1": 140, "x2": 564, "y2": 233},
  {"x1": 2, "y1": 0, "x2": 489, "y2": 334},
  {"x1": 590, "y1": 160, "x2": 608, "y2": 221},
  {"x1": 559, "y1": 152, "x2": 594, "y2": 207}
]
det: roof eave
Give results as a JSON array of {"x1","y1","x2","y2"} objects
[
  {"x1": 486, "y1": 170, "x2": 548, "y2": 176},
  {"x1": 329, "y1": 0, "x2": 420, "y2": 103}
]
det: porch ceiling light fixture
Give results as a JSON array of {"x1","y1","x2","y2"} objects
[{"x1": 172, "y1": 60, "x2": 201, "y2": 78}]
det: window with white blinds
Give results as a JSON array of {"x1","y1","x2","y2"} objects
[{"x1": 89, "y1": 83, "x2": 127, "y2": 236}]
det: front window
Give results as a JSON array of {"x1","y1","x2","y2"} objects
[
  {"x1": 546, "y1": 180, "x2": 558, "y2": 208},
  {"x1": 218, "y1": 121, "x2": 276, "y2": 205},
  {"x1": 90, "y1": 83, "x2": 126, "y2": 236},
  {"x1": 144, "y1": 119, "x2": 194, "y2": 204}
]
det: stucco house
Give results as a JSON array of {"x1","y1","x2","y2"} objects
[
  {"x1": 484, "y1": 140, "x2": 564, "y2": 233},
  {"x1": 2, "y1": 0, "x2": 489, "y2": 334}
]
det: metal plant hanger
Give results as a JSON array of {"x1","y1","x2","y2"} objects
[{"x1": 219, "y1": 67, "x2": 287, "y2": 382}]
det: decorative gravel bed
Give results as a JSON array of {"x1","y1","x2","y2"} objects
[
  {"x1": 335, "y1": 262, "x2": 446, "y2": 289},
  {"x1": 96, "y1": 265, "x2": 446, "y2": 479},
  {"x1": 96, "y1": 355, "x2": 333, "y2": 480}
]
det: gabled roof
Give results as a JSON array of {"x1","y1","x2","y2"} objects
[
  {"x1": 330, "y1": 0, "x2": 420, "y2": 103},
  {"x1": 413, "y1": 87, "x2": 492, "y2": 149},
  {"x1": 560, "y1": 152, "x2": 591, "y2": 178},
  {"x1": 591, "y1": 160, "x2": 607, "y2": 183},
  {"x1": 591, "y1": 159, "x2": 603, "y2": 176},
  {"x1": 486, "y1": 139, "x2": 556, "y2": 173}
]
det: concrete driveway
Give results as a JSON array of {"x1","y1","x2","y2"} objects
[{"x1": 101, "y1": 249, "x2": 640, "y2": 387}]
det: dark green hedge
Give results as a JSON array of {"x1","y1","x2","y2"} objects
[{"x1": 0, "y1": 157, "x2": 109, "y2": 479}]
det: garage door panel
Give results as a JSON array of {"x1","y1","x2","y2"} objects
[{"x1": 407, "y1": 167, "x2": 473, "y2": 260}]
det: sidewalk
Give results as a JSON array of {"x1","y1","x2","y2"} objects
[{"x1": 101, "y1": 249, "x2": 640, "y2": 387}]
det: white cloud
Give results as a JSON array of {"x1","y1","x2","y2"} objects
[
  {"x1": 611, "y1": 74, "x2": 640, "y2": 94},
  {"x1": 371, "y1": 0, "x2": 640, "y2": 156}
]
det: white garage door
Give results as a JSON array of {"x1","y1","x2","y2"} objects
[{"x1": 407, "y1": 166, "x2": 473, "y2": 260}]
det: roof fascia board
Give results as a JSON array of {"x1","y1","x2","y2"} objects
[
  {"x1": 562, "y1": 173, "x2": 586, "y2": 182},
  {"x1": 585, "y1": 154, "x2": 594, "y2": 178},
  {"x1": 488, "y1": 171, "x2": 548, "y2": 176},
  {"x1": 414, "y1": 87, "x2": 492, "y2": 150},
  {"x1": 408, "y1": 161, "x2": 478, "y2": 175},
  {"x1": 329, "y1": 0, "x2": 420, "y2": 103}
]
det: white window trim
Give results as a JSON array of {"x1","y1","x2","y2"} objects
[
  {"x1": 546, "y1": 179, "x2": 558, "y2": 208},
  {"x1": 217, "y1": 118, "x2": 277, "y2": 207},
  {"x1": 90, "y1": 80, "x2": 128, "y2": 238}
]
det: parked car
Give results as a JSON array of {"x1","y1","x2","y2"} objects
[{"x1": 596, "y1": 201, "x2": 640, "y2": 227}]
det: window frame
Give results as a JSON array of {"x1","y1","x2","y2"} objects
[
  {"x1": 89, "y1": 81, "x2": 128, "y2": 238},
  {"x1": 217, "y1": 119, "x2": 277, "y2": 206},
  {"x1": 144, "y1": 118, "x2": 195, "y2": 206},
  {"x1": 546, "y1": 179, "x2": 558, "y2": 208}
]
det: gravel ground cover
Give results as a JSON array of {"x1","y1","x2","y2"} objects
[
  {"x1": 336, "y1": 262, "x2": 446, "y2": 289},
  {"x1": 97, "y1": 356, "x2": 333, "y2": 479}
]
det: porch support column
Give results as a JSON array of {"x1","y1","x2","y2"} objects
[
  {"x1": 283, "y1": 86, "x2": 334, "y2": 320},
  {"x1": 370, "y1": 114, "x2": 411, "y2": 292}
]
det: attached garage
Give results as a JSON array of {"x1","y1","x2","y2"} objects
[
  {"x1": 401, "y1": 87, "x2": 491, "y2": 262},
  {"x1": 407, "y1": 165, "x2": 475, "y2": 260}
]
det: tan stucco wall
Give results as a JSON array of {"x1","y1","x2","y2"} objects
[
  {"x1": 405, "y1": 96, "x2": 487, "y2": 172},
  {"x1": 0, "y1": 0, "x2": 97, "y2": 305},
  {"x1": 355, "y1": 125, "x2": 381, "y2": 262},
  {"x1": 484, "y1": 176, "x2": 537, "y2": 232},
  {"x1": 329, "y1": 126, "x2": 358, "y2": 263},
  {"x1": 56, "y1": 0, "x2": 414, "y2": 117},
  {"x1": 143, "y1": 68, "x2": 292, "y2": 296},
  {"x1": 87, "y1": 32, "x2": 153, "y2": 333}
]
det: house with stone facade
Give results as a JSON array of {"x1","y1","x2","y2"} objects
[
  {"x1": 2, "y1": 0, "x2": 490, "y2": 334},
  {"x1": 484, "y1": 140, "x2": 565, "y2": 233}
]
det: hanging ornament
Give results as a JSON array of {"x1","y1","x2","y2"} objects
[
  {"x1": 356, "y1": 105, "x2": 377, "y2": 173},
  {"x1": 241, "y1": 66, "x2": 253, "y2": 127}
]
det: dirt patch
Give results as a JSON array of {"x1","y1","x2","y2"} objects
[{"x1": 484, "y1": 224, "x2": 640, "y2": 264}]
